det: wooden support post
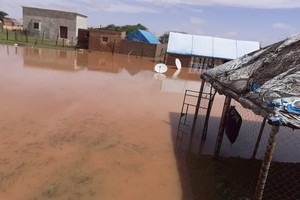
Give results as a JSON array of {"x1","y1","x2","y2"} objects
[
  {"x1": 252, "y1": 117, "x2": 267, "y2": 159},
  {"x1": 6, "y1": 29, "x2": 8, "y2": 40},
  {"x1": 213, "y1": 96, "x2": 232, "y2": 159},
  {"x1": 188, "y1": 80, "x2": 205, "y2": 152},
  {"x1": 112, "y1": 39, "x2": 116, "y2": 55},
  {"x1": 25, "y1": 30, "x2": 28, "y2": 43},
  {"x1": 254, "y1": 125, "x2": 279, "y2": 200},
  {"x1": 56, "y1": 33, "x2": 58, "y2": 46}
]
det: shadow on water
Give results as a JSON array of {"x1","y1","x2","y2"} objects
[{"x1": 169, "y1": 112, "x2": 263, "y2": 200}]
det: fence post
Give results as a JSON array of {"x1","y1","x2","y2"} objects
[
  {"x1": 56, "y1": 33, "x2": 58, "y2": 46},
  {"x1": 112, "y1": 39, "x2": 116, "y2": 55},
  {"x1": 6, "y1": 29, "x2": 8, "y2": 40},
  {"x1": 254, "y1": 125, "x2": 279, "y2": 200},
  {"x1": 213, "y1": 95, "x2": 232, "y2": 159}
]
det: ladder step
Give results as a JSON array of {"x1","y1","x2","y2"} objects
[{"x1": 176, "y1": 86, "x2": 216, "y2": 149}]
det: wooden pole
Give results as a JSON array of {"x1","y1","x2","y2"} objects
[
  {"x1": 6, "y1": 29, "x2": 8, "y2": 40},
  {"x1": 141, "y1": 48, "x2": 144, "y2": 58},
  {"x1": 213, "y1": 96, "x2": 232, "y2": 159},
  {"x1": 56, "y1": 33, "x2": 58, "y2": 46},
  {"x1": 188, "y1": 80, "x2": 206, "y2": 152},
  {"x1": 200, "y1": 86, "x2": 216, "y2": 142},
  {"x1": 252, "y1": 117, "x2": 267, "y2": 159},
  {"x1": 112, "y1": 39, "x2": 116, "y2": 55},
  {"x1": 254, "y1": 125, "x2": 279, "y2": 200}
]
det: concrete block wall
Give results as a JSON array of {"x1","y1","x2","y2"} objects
[{"x1": 23, "y1": 7, "x2": 86, "y2": 42}]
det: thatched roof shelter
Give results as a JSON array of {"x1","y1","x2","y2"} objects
[{"x1": 201, "y1": 35, "x2": 300, "y2": 129}]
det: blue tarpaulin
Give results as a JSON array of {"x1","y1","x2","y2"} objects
[{"x1": 126, "y1": 29, "x2": 161, "y2": 44}]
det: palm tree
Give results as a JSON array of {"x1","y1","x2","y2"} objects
[{"x1": 0, "y1": 11, "x2": 8, "y2": 31}]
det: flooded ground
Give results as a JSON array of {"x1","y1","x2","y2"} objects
[
  {"x1": 1, "y1": 45, "x2": 299, "y2": 200},
  {"x1": 0, "y1": 46, "x2": 205, "y2": 200}
]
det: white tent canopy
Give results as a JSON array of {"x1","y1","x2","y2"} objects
[{"x1": 167, "y1": 32, "x2": 260, "y2": 60}]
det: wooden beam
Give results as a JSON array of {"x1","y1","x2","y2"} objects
[{"x1": 254, "y1": 125, "x2": 279, "y2": 200}]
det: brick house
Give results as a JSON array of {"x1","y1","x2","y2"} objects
[
  {"x1": 88, "y1": 28, "x2": 126, "y2": 53},
  {"x1": 77, "y1": 28, "x2": 167, "y2": 58},
  {"x1": 22, "y1": 6, "x2": 87, "y2": 43}
]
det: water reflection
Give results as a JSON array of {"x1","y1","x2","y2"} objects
[
  {"x1": 23, "y1": 47, "x2": 82, "y2": 71},
  {"x1": 21, "y1": 47, "x2": 204, "y2": 94},
  {"x1": 22, "y1": 47, "x2": 202, "y2": 77}
]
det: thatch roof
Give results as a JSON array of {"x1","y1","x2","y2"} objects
[{"x1": 202, "y1": 35, "x2": 300, "y2": 129}]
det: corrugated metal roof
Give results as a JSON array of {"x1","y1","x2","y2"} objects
[
  {"x1": 126, "y1": 29, "x2": 161, "y2": 44},
  {"x1": 167, "y1": 32, "x2": 260, "y2": 60}
]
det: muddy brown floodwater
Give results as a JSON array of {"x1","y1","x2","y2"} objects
[{"x1": 0, "y1": 46, "x2": 204, "y2": 200}]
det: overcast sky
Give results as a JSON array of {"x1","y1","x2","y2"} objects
[{"x1": 1, "y1": 0, "x2": 300, "y2": 46}]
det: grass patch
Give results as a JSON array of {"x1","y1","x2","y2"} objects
[{"x1": 0, "y1": 29, "x2": 76, "y2": 51}]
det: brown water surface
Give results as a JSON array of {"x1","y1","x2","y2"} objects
[{"x1": 0, "y1": 46, "x2": 203, "y2": 200}]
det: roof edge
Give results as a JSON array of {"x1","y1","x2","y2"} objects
[{"x1": 22, "y1": 6, "x2": 87, "y2": 18}]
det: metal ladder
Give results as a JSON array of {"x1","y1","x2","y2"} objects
[{"x1": 175, "y1": 80, "x2": 216, "y2": 151}]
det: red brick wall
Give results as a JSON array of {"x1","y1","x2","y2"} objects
[
  {"x1": 88, "y1": 29, "x2": 125, "y2": 53},
  {"x1": 119, "y1": 40, "x2": 156, "y2": 57},
  {"x1": 119, "y1": 40, "x2": 167, "y2": 58}
]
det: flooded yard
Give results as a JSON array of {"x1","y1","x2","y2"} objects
[{"x1": 0, "y1": 45, "x2": 204, "y2": 200}]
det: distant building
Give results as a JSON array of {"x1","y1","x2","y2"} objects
[
  {"x1": 22, "y1": 6, "x2": 87, "y2": 43},
  {"x1": 165, "y1": 32, "x2": 260, "y2": 68},
  {"x1": 3, "y1": 18, "x2": 23, "y2": 30},
  {"x1": 77, "y1": 28, "x2": 167, "y2": 58}
]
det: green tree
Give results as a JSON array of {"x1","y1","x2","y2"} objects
[
  {"x1": 102, "y1": 23, "x2": 148, "y2": 35},
  {"x1": 0, "y1": 11, "x2": 8, "y2": 31},
  {"x1": 158, "y1": 32, "x2": 169, "y2": 44}
]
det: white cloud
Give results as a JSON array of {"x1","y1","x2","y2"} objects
[
  {"x1": 190, "y1": 17, "x2": 206, "y2": 25},
  {"x1": 141, "y1": 0, "x2": 300, "y2": 9},
  {"x1": 0, "y1": 0, "x2": 158, "y2": 18},
  {"x1": 100, "y1": 2, "x2": 158, "y2": 13},
  {"x1": 272, "y1": 22, "x2": 292, "y2": 30},
  {"x1": 223, "y1": 31, "x2": 238, "y2": 39}
]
